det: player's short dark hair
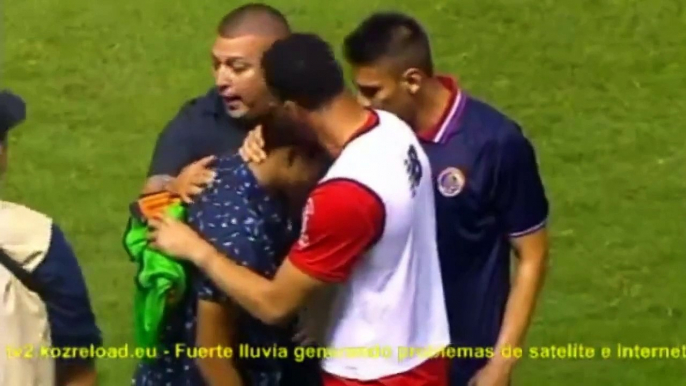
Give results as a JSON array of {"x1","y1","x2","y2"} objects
[
  {"x1": 217, "y1": 3, "x2": 290, "y2": 38},
  {"x1": 261, "y1": 112, "x2": 327, "y2": 162},
  {"x1": 261, "y1": 33, "x2": 345, "y2": 110},
  {"x1": 343, "y1": 12, "x2": 433, "y2": 76}
]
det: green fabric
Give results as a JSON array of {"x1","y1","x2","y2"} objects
[{"x1": 123, "y1": 203, "x2": 187, "y2": 355}]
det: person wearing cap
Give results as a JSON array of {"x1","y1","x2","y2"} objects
[{"x1": 0, "y1": 90, "x2": 102, "y2": 386}]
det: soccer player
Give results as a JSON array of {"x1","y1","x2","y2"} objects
[
  {"x1": 148, "y1": 33, "x2": 451, "y2": 386},
  {"x1": 342, "y1": 13, "x2": 550, "y2": 386},
  {"x1": 142, "y1": 3, "x2": 291, "y2": 196},
  {"x1": 0, "y1": 91, "x2": 102, "y2": 386},
  {"x1": 190, "y1": 116, "x2": 328, "y2": 386},
  {"x1": 134, "y1": 116, "x2": 326, "y2": 386}
]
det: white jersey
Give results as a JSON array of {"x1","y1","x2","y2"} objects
[{"x1": 313, "y1": 110, "x2": 450, "y2": 380}]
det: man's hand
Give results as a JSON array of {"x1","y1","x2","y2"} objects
[
  {"x1": 467, "y1": 358, "x2": 514, "y2": 386},
  {"x1": 168, "y1": 156, "x2": 217, "y2": 203},
  {"x1": 238, "y1": 126, "x2": 267, "y2": 163},
  {"x1": 148, "y1": 214, "x2": 214, "y2": 264}
]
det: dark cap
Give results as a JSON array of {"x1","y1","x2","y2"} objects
[{"x1": 0, "y1": 90, "x2": 26, "y2": 140}]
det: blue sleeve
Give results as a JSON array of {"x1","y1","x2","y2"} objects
[
  {"x1": 32, "y1": 224, "x2": 102, "y2": 366},
  {"x1": 146, "y1": 107, "x2": 196, "y2": 177},
  {"x1": 493, "y1": 126, "x2": 549, "y2": 237}
]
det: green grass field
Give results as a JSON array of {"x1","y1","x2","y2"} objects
[{"x1": 3, "y1": 0, "x2": 686, "y2": 384}]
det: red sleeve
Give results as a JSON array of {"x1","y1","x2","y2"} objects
[{"x1": 288, "y1": 179, "x2": 385, "y2": 283}]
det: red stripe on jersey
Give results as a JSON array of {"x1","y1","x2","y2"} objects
[
  {"x1": 342, "y1": 109, "x2": 380, "y2": 148},
  {"x1": 417, "y1": 76, "x2": 458, "y2": 142},
  {"x1": 287, "y1": 179, "x2": 385, "y2": 283}
]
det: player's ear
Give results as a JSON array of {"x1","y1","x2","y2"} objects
[{"x1": 400, "y1": 68, "x2": 423, "y2": 95}]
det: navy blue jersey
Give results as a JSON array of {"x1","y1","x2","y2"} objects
[
  {"x1": 135, "y1": 155, "x2": 321, "y2": 386},
  {"x1": 191, "y1": 155, "x2": 314, "y2": 385},
  {"x1": 420, "y1": 77, "x2": 549, "y2": 385},
  {"x1": 146, "y1": 87, "x2": 249, "y2": 177}
]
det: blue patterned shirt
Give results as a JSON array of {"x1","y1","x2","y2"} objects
[{"x1": 134, "y1": 154, "x2": 320, "y2": 386}]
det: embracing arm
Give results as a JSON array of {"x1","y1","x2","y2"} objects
[
  {"x1": 151, "y1": 179, "x2": 384, "y2": 326},
  {"x1": 194, "y1": 253, "x2": 326, "y2": 325}
]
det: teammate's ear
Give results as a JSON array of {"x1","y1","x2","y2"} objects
[{"x1": 400, "y1": 68, "x2": 423, "y2": 95}]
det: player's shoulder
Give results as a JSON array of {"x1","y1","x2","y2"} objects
[
  {"x1": 451, "y1": 94, "x2": 530, "y2": 150},
  {"x1": 376, "y1": 109, "x2": 410, "y2": 128},
  {"x1": 376, "y1": 110, "x2": 416, "y2": 139},
  {"x1": 161, "y1": 87, "x2": 220, "y2": 135},
  {"x1": 0, "y1": 200, "x2": 53, "y2": 269},
  {"x1": 212, "y1": 155, "x2": 253, "y2": 189},
  {"x1": 178, "y1": 87, "x2": 219, "y2": 116},
  {"x1": 333, "y1": 110, "x2": 421, "y2": 174},
  {"x1": 348, "y1": 110, "x2": 417, "y2": 150}
]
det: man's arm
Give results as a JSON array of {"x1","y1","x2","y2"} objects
[
  {"x1": 494, "y1": 229, "x2": 548, "y2": 362},
  {"x1": 491, "y1": 127, "x2": 550, "y2": 367},
  {"x1": 194, "y1": 254, "x2": 325, "y2": 326},
  {"x1": 33, "y1": 224, "x2": 102, "y2": 386},
  {"x1": 195, "y1": 299, "x2": 242, "y2": 386},
  {"x1": 151, "y1": 179, "x2": 385, "y2": 326}
]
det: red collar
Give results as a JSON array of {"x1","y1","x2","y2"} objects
[
  {"x1": 341, "y1": 109, "x2": 380, "y2": 148},
  {"x1": 417, "y1": 76, "x2": 461, "y2": 143}
]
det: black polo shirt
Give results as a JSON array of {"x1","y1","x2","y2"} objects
[{"x1": 146, "y1": 87, "x2": 249, "y2": 177}]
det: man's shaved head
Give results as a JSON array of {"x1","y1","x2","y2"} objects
[
  {"x1": 212, "y1": 4, "x2": 291, "y2": 121},
  {"x1": 217, "y1": 3, "x2": 290, "y2": 39}
]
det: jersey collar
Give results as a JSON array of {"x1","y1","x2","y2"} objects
[
  {"x1": 417, "y1": 76, "x2": 466, "y2": 144},
  {"x1": 342, "y1": 109, "x2": 380, "y2": 148}
]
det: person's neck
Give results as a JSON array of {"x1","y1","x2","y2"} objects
[
  {"x1": 316, "y1": 94, "x2": 371, "y2": 156},
  {"x1": 246, "y1": 160, "x2": 281, "y2": 196},
  {"x1": 414, "y1": 77, "x2": 452, "y2": 136},
  {"x1": 235, "y1": 115, "x2": 260, "y2": 132}
]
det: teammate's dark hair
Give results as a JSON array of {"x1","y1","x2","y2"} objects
[
  {"x1": 261, "y1": 111, "x2": 327, "y2": 163},
  {"x1": 216, "y1": 3, "x2": 290, "y2": 37},
  {"x1": 261, "y1": 33, "x2": 345, "y2": 110},
  {"x1": 344, "y1": 12, "x2": 433, "y2": 76}
]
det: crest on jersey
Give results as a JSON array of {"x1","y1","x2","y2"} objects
[{"x1": 437, "y1": 167, "x2": 465, "y2": 197}]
